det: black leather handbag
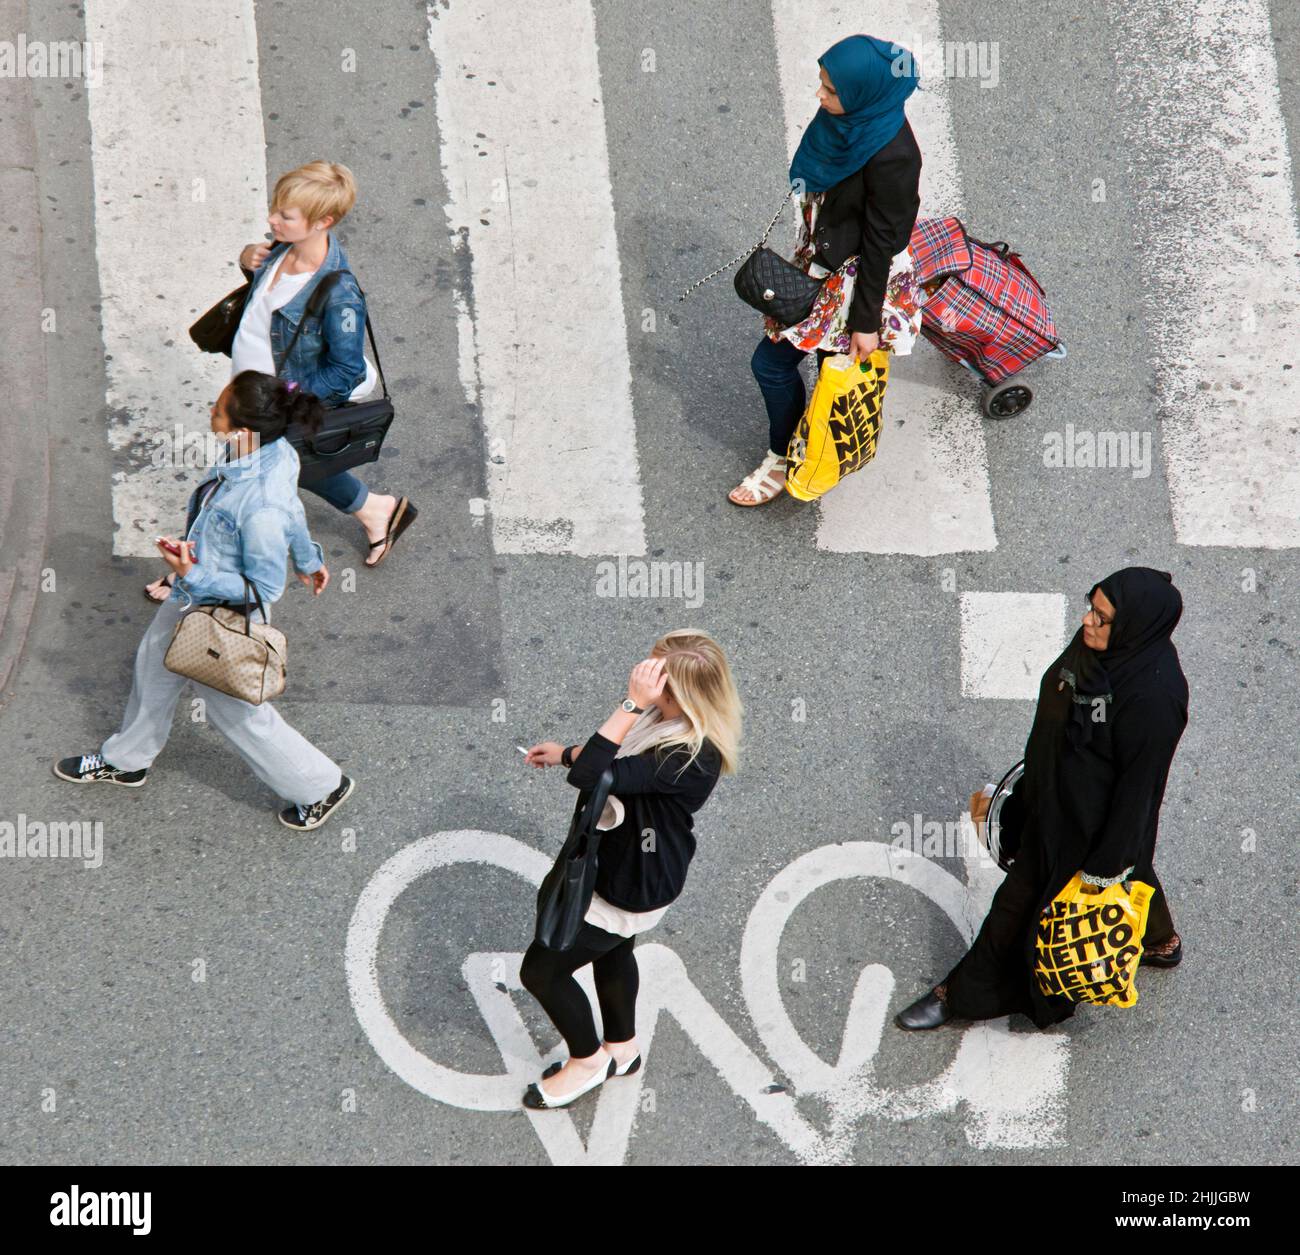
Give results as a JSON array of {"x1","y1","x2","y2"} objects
[
  {"x1": 275, "y1": 270, "x2": 396, "y2": 484},
  {"x1": 189, "y1": 282, "x2": 252, "y2": 355},
  {"x1": 534, "y1": 768, "x2": 615, "y2": 952},
  {"x1": 680, "y1": 189, "x2": 824, "y2": 327}
]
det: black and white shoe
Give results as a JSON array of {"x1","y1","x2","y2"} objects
[
  {"x1": 53, "y1": 753, "x2": 147, "y2": 787},
  {"x1": 523, "y1": 1058, "x2": 616, "y2": 1110},
  {"x1": 278, "y1": 775, "x2": 355, "y2": 831}
]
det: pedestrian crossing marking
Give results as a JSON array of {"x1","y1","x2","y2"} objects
[{"x1": 960, "y1": 591, "x2": 1067, "y2": 701}]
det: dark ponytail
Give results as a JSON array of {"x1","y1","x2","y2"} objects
[{"x1": 226, "y1": 370, "x2": 325, "y2": 440}]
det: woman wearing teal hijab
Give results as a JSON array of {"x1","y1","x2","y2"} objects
[{"x1": 730, "y1": 34, "x2": 923, "y2": 507}]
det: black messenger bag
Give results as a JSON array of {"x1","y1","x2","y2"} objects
[{"x1": 277, "y1": 269, "x2": 396, "y2": 484}]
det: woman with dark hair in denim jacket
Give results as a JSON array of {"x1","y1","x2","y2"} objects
[
  {"x1": 146, "y1": 162, "x2": 417, "y2": 601},
  {"x1": 59, "y1": 373, "x2": 355, "y2": 832}
]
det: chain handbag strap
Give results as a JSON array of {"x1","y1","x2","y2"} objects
[{"x1": 677, "y1": 187, "x2": 798, "y2": 302}]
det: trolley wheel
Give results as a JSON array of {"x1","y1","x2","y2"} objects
[{"x1": 982, "y1": 380, "x2": 1033, "y2": 419}]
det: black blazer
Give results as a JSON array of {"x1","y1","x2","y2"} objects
[
  {"x1": 566, "y1": 731, "x2": 722, "y2": 912},
  {"x1": 811, "y1": 119, "x2": 923, "y2": 335}
]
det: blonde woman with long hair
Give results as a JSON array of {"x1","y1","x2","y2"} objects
[{"x1": 520, "y1": 630, "x2": 741, "y2": 1108}]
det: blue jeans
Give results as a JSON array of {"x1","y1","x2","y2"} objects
[
  {"x1": 303, "y1": 470, "x2": 368, "y2": 514},
  {"x1": 751, "y1": 335, "x2": 828, "y2": 454}
]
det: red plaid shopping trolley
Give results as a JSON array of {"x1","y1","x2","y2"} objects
[{"x1": 909, "y1": 216, "x2": 1065, "y2": 418}]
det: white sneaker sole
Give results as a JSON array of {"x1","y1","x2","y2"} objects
[{"x1": 52, "y1": 762, "x2": 147, "y2": 787}]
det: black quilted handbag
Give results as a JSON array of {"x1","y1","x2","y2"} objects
[
  {"x1": 734, "y1": 247, "x2": 824, "y2": 326},
  {"x1": 680, "y1": 190, "x2": 824, "y2": 327}
]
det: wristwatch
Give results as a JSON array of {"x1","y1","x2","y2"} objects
[
  {"x1": 560, "y1": 745, "x2": 574, "y2": 768},
  {"x1": 621, "y1": 699, "x2": 644, "y2": 714}
]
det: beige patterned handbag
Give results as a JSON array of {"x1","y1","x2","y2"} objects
[{"x1": 163, "y1": 578, "x2": 286, "y2": 704}]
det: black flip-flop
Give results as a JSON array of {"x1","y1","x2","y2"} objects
[
  {"x1": 367, "y1": 497, "x2": 418, "y2": 567},
  {"x1": 143, "y1": 572, "x2": 176, "y2": 602}
]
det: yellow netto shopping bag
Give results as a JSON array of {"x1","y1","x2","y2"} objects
[
  {"x1": 1034, "y1": 873, "x2": 1154, "y2": 1007},
  {"x1": 785, "y1": 349, "x2": 889, "y2": 501}
]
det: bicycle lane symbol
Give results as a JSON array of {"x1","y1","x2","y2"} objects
[{"x1": 345, "y1": 831, "x2": 1070, "y2": 1165}]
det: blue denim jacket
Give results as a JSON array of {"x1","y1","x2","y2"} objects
[
  {"x1": 245, "y1": 234, "x2": 367, "y2": 406},
  {"x1": 171, "y1": 435, "x2": 324, "y2": 613}
]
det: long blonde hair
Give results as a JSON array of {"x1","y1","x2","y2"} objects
[{"x1": 629, "y1": 629, "x2": 742, "y2": 776}]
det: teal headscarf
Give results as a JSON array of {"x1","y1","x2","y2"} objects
[{"x1": 789, "y1": 34, "x2": 919, "y2": 196}]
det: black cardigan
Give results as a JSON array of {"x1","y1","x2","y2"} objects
[
  {"x1": 566, "y1": 731, "x2": 721, "y2": 912},
  {"x1": 811, "y1": 119, "x2": 922, "y2": 335}
]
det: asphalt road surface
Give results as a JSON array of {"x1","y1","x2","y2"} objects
[{"x1": 0, "y1": 0, "x2": 1296, "y2": 1165}]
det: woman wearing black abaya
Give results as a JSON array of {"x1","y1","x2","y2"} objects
[{"x1": 897, "y1": 567, "x2": 1189, "y2": 1031}]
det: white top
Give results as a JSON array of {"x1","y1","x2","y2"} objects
[
  {"x1": 584, "y1": 892, "x2": 669, "y2": 939},
  {"x1": 231, "y1": 251, "x2": 378, "y2": 400}
]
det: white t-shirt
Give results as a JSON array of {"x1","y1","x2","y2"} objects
[{"x1": 231, "y1": 251, "x2": 378, "y2": 400}]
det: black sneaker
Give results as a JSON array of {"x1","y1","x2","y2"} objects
[
  {"x1": 278, "y1": 775, "x2": 355, "y2": 831},
  {"x1": 53, "y1": 753, "x2": 148, "y2": 787}
]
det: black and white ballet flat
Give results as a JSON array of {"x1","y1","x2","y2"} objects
[
  {"x1": 523, "y1": 1058, "x2": 616, "y2": 1110},
  {"x1": 542, "y1": 1052, "x2": 641, "y2": 1081}
]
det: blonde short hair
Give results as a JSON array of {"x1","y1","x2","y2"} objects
[{"x1": 270, "y1": 161, "x2": 357, "y2": 226}]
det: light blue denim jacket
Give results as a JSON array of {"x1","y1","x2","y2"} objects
[
  {"x1": 171, "y1": 435, "x2": 323, "y2": 613},
  {"x1": 243, "y1": 234, "x2": 367, "y2": 406}
]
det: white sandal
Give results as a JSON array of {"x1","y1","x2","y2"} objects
[{"x1": 728, "y1": 450, "x2": 787, "y2": 507}]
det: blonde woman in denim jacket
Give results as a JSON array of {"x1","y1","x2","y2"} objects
[
  {"x1": 145, "y1": 162, "x2": 417, "y2": 601},
  {"x1": 58, "y1": 373, "x2": 355, "y2": 832}
]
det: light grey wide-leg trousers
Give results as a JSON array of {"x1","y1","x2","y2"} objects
[{"x1": 101, "y1": 599, "x2": 342, "y2": 807}]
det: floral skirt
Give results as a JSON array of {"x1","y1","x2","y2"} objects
[{"x1": 764, "y1": 247, "x2": 922, "y2": 356}]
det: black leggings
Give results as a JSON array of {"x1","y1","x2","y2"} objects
[{"x1": 519, "y1": 923, "x2": 639, "y2": 1059}]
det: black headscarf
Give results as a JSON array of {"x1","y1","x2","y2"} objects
[
  {"x1": 1007, "y1": 567, "x2": 1187, "y2": 1026},
  {"x1": 1056, "y1": 567, "x2": 1184, "y2": 749}
]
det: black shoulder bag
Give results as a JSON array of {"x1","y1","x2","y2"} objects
[
  {"x1": 275, "y1": 269, "x2": 396, "y2": 485},
  {"x1": 679, "y1": 189, "x2": 824, "y2": 327},
  {"x1": 534, "y1": 768, "x2": 616, "y2": 952},
  {"x1": 189, "y1": 281, "x2": 252, "y2": 356}
]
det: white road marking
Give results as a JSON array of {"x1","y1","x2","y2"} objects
[
  {"x1": 740, "y1": 841, "x2": 1069, "y2": 1153},
  {"x1": 346, "y1": 830, "x2": 1071, "y2": 1163},
  {"x1": 769, "y1": 0, "x2": 997, "y2": 554},
  {"x1": 427, "y1": 0, "x2": 647, "y2": 556},
  {"x1": 959, "y1": 591, "x2": 1066, "y2": 700},
  {"x1": 85, "y1": 0, "x2": 268, "y2": 556},
  {"x1": 1109, "y1": 0, "x2": 1300, "y2": 547}
]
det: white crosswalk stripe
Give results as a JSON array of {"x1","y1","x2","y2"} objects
[
  {"x1": 427, "y1": 0, "x2": 647, "y2": 557},
  {"x1": 959, "y1": 592, "x2": 1068, "y2": 701},
  {"x1": 85, "y1": 1, "x2": 1298, "y2": 560},
  {"x1": 1109, "y1": 0, "x2": 1300, "y2": 547},
  {"x1": 771, "y1": 0, "x2": 999, "y2": 555},
  {"x1": 86, "y1": 0, "x2": 269, "y2": 558}
]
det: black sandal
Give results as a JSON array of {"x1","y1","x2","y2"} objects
[
  {"x1": 366, "y1": 497, "x2": 418, "y2": 567},
  {"x1": 143, "y1": 572, "x2": 176, "y2": 603}
]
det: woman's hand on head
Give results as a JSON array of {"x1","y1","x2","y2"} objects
[
  {"x1": 849, "y1": 330, "x2": 879, "y2": 364},
  {"x1": 240, "y1": 242, "x2": 271, "y2": 271},
  {"x1": 627, "y1": 656, "x2": 669, "y2": 709},
  {"x1": 524, "y1": 741, "x2": 565, "y2": 768}
]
